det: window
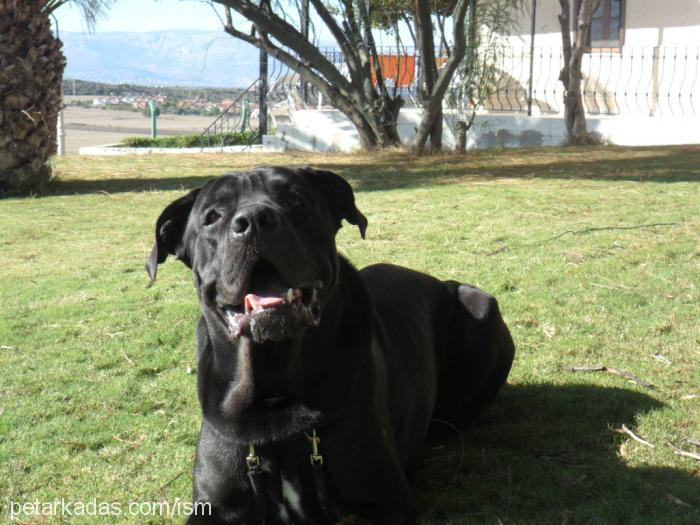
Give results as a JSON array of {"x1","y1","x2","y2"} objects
[{"x1": 578, "y1": 0, "x2": 625, "y2": 49}]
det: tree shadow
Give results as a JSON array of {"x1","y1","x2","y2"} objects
[
  {"x1": 414, "y1": 383, "x2": 700, "y2": 524},
  {"x1": 333, "y1": 147, "x2": 700, "y2": 193},
  {"x1": 33, "y1": 145, "x2": 699, "y2": 198},
  {"x1": 45, "y1": 175, "x2": 213, "y2": 196}
]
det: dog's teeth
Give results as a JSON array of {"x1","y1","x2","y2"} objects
[
  {"x1": 225, "y1": 308, "x2": 248, "y2": 339},
  {"x1": 225, "y1": 309, "x2": 236, "y2": 329},
  {"x1": 286, "y1": 288, "x2": 300, "y2": 303}
]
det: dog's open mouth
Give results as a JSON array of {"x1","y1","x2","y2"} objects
[{"x1": 220, "y1": 259, "x2": 322, "y2": 341}]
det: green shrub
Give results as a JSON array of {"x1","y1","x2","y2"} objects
[{"x1": 117, "y1": 131, "x2": 257, "y2": 148}]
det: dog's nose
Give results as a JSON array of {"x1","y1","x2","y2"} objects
[{"x1": 231, "y1": 205, "x2": 280, "y2": 236}]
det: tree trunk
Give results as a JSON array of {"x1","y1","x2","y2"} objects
[
  {"x1": 455, "y1": 120, "x2": 468, "y2": 153},
  {"x1": 558, "y1": 0, "x2": 600, "y2": 144},
  {"x1": 220, "y1": 0, "x2": 402, "y2": 150},
  {"x1": 0, "y1": 0, "x2": 65, "y2": 194},
  {"x1": 415, "y1": 0, "x2": 441, "y2": 152},
  {"x1": 412, "y1": 0, "x2": 471, "y2": 154}
]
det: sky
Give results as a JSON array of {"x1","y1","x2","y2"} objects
[
  {"x1": 52, "y1": 0, "x2": 402, "y2": 47},
  {"x1": 54, "y1": 0, "x2": 227, "y2": 33}
]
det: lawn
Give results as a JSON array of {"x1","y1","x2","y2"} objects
[{"x1": 1, "y1": 145, "x2": 698, "y2": 524}]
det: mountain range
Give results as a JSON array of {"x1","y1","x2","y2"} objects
[{"x1": 61, "y1": 30, "x2": 263, "y2": 87}]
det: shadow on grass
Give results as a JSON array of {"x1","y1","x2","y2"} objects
[
  {"x1": 336, "y1": 147, "x2": 700, "y2": 192},
  {"x1": 47, "y1": 175, "x2": 214, "y2": 196},
  {"x1": 414, "y1": 383, "x2": 699, "y2": 524},
  {"x1": 40, "y1": 145, "x2": 700, "y2": 198}
]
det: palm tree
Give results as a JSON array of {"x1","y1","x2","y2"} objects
[{"x1": 0, "y1": 0, "x2": 112, "y2": 195}]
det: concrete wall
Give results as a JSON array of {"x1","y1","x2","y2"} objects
[
  {"x1": 265, "y1": 108, "x2": 459, "y2": 152},
  {"x1": 263, "y1": 108, "x2": 700, "y2": 152}
]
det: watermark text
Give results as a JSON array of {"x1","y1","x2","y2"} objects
[{"x1": 7, "y1": 498, "x2": 211, "y2": 520}]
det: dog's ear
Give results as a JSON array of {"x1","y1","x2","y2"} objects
[
  {"x1": 299, "y1": 167, "x2": 367, "y2": 239},
  {"x1": 145, "y1": 188, "x2": 200, "y2": 281}
]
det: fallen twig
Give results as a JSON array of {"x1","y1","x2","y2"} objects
[
  {"x1": 687, "y1": 439, "x2": 700, "y2": 448},
  {"x1": 486, "y1": 222, "x2": 680, "y2": 256},
  {"x1": 667, "y1": 442, "x2": 700, "y2": 461},
  {"x1": 613, "y1": 424, "x2": 655, "y2": 449},
  {"x1": 545, "y1": 222, "x2": 679, "y2": 243},
  {"x1": 593, "y1": 275, "x2": 635, "y2": 290},
  {"x1": 566, "y1": 365, "x2": 654, "y2": 389},
  {"x1": 650, "y1": 354, "x2": 671, "y2": 366},
  {"x1": 113, "y1": 434, "x2": 144, "y2": 446},
  {"x1": 605, "y1": 367, "x2": 654, "y2": 389},
  {"x1": 567, "y1": 365, "x2": 608, "y2": 372},
  {"x1": 665, "y1": 493, "x2": 693, "y2": 508},
  {"x1": 120, "y1": 348, "x2": 135, "y2": 366},
  {"x1": 486, "y1": 245, "x2": 508, "y2": 256},
  {"x1": 158, "y1": 470, "x2": 185, "y2": 493},
  {"x1": 591, "y1": 282, "x2": 633, "y2": 292}
]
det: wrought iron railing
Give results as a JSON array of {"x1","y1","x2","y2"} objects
[
  {"x1": 199, "y1": 79, "x2": 261, "y2": 147},
  {"x1": 263, "y1": 45, "x2": 700, "y2": 118},
  {"x1": 201, "y1": 44, "x2": 698, "y2": 142},
  {"x1": 479, "y1": 46, "x2": 700, "y2": 117}
]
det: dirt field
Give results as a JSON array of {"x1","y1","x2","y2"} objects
[{"x1": 62, "y1": 106, "x2": 217, "y2": 152}]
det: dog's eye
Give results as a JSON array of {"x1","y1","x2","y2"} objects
[
  {"x1": 288, "y1": 194, "x2": 307, "y2": 209},
  {"x1": 203, "y1": 209, "x2": 221, "y2": 226}
]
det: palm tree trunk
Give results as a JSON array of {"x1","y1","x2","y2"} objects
[{"x1": 0, "y1": 0, "x2": 66, "y2": 194}]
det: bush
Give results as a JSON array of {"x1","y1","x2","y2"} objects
[{"x1": 117, "y1": 131, "x2": 257, "y2": 148}]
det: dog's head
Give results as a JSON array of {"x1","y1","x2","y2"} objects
[{"x1": 146, "y1": 166, "x2": 366, "y2": 345}]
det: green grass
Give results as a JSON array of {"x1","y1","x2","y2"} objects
[
  {"x1": 118, "y1": 131, "x2": 257, "y2": 148},
  {"x1": 1, "y1": 145, "x2": 698, "y2": 524}
]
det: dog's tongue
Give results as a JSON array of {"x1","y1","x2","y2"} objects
[{"x1": 244, "y1": 293, "x2": 285, "y2": 312}]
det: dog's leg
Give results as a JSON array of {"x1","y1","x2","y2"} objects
[
  {"x1": 432, "y1": 283, "x2": 515, "y2": 424},
  {"x1": 322, "y1": 415, "x2": 414, "y2": 525},
  {"x1": 186, "y1": 425, "x2": 260, "y2": 525}
]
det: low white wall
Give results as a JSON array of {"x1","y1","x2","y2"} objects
[
  {"x1": 78, "y1": 144, "x2": 264, "y2": 156},
  {"x1": 266, "y1": 109, "x2": 458, "y2": 153},
  {"x1": 264, "y1": 108, "x2": 700, "y2": 152}
]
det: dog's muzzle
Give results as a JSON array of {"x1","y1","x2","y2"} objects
[{"x1": 221, "y1": 281, "x2": 323, "y2": 342}]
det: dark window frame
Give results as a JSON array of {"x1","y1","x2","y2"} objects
[{"x1": 575, "y1": 0, "x2": 626, "y2": 51}]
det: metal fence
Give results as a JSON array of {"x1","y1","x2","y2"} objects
[
  {"x1": 484, "y1": 46, "x2": 700, "y2": 117},
  {"x1": 265, "y1": 45, "x2": 700, "y2": 118},
  {"x1": 200, "y1": 79, "x2": 262, "y2": 147},
  {"x1": 266, "y1": 46, "x2": 423, "y2": 108}
]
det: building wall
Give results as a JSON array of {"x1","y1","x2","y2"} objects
[
  {"x1": 492, "y1": 0, "x2": 700, "y2": 118},
  {"x1": 508, "y1": 0, "x2": 700, "y2": 47}
]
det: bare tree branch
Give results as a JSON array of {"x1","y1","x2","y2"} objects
[{"x1": 219, "y1": 0, "x2": 354, "y2": 95}]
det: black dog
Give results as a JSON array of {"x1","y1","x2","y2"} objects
[{"x1": 146, "y1": 166, "x2": 515, "y2": 524}]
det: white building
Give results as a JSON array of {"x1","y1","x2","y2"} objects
[
  {"x1": 499, "y1": 0, "x2": 700, "y2": 118},
  {"x1": 267, "y1": 0, "x2": 700, "y2": 152}
]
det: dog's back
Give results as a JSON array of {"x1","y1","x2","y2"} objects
[{"x1": 360, "y1": 263, "x2": 515, "y2": 462}]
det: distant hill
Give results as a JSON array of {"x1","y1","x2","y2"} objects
[{"x1": 61, "y1": 30, "x2": 261, "y2": 87}]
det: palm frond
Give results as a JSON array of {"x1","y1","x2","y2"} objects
[{"x1": 45, "y1": 0, "x2": 115, "y2": 30}]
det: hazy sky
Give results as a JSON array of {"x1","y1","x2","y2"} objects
[
  {"x1": 54, "y1": 0, "x2": 226, "y2": 33},
  {"x1": 53, "y1": 0, "x2": 413, "y2": 47}
]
